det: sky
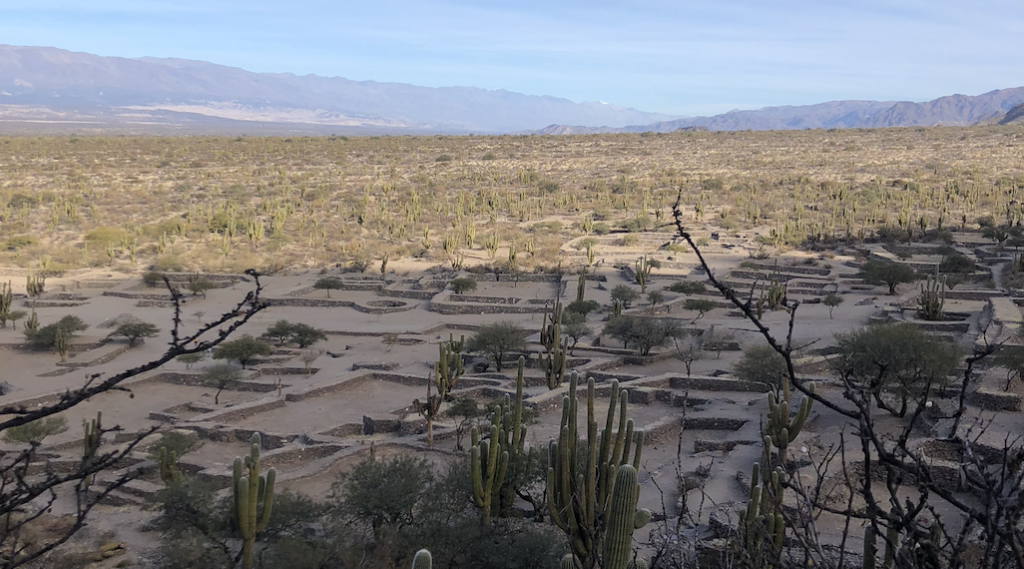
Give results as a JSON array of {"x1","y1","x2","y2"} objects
[{"x1": 2, "y1": 0, "x2": 1022, "y2": 117}]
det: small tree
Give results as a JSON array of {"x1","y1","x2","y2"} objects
[
  {"x1": 187, "y1": 274, "x2": 216, "y2": 298},
  {"x1": 562, "y1": 311, "x2": 593, "y2": 355},
  {"x1": 684, "y1": 298, "x2": 717, "y2": 320},
  {"x1": 112, "y1": 321, "x2": 159, "y2": 347},
  {"x1": 382, "y1": 332, "x2": 399, "y2": 352},
  {"x1": 734, "y1": 344, "x2": 789, "y2": 386},
  {"x1": 466, "y1": 321, "x2": 528, "y2": 372},
  {"x1": 177, "y1": 352, "x2": 204, "y2": 370},
  {"x1": 299, "y1": 348, "x2": 321, "y2": 376},
  {"x1": 610, "y1": 285, "x2": 640, "y2": 309},
  {"x1": 263, "y1": 320, "x2": 296, "y2": 346},
  {"x1": 834, "y1": 323, "x2": 962, "y2": 416},
  {"x1": 647, "y1": 290, "x2": 665, "y2": 313},
  {"x1": 994, "y1": 345, "x2": 1024, "y2": 390},
  {"x1": 674, "y1": 334, "x2": 703, "y2": 377},
  {"x1": 313, "y1": 276, "x2": 344, "y2": 298},
  {"x1": 449, "y1": 277, "x2": 477, "y2": 295},
  {"x1": 446, "y1": 397, "x2": 482, "y2": 451},
  {"x1": 212, "y1": 335, "x2": 272, "y2": 369},
  {"x1": 202, "y1": 363, "x2": 243, "y2": 405},
  {"x1": 822, "y1": 293, "x2": 844, "y2": 319},
  {"x1": 602, "y1": 315, "x2": 684, "y2": 355},
  {"x1": 291, "y1": 323, "x2": 327, "y2": 348},
  {"x1": 566, "y1": 299, "x2": 600, "y2": 317},
  {"x1": 857, "y1": 258, "x2": 916, "y2": 294},
  {"x1": 2, "y1": 416, "x2": 68, "y2": 444}
]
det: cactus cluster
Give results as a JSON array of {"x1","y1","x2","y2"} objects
[
  {"x1": 434, "y1": 334, "x2": 465, "y2": 400},
  {"x1": 25, "y1": 273, "x2": 45, "y2": 299},
  {"x1": 232, "y1": 433, "x2": 276, "y2": 569},
  {"x1": 743, "y1": 461, "x2": 785, "y2": 562},
  {"x1": 471, "y1": 357, "x2": 527, "y2": 526},
  {"x1": 917, "y1": 267, "x2": 945, "y2": 321},
  {"x1": 547, "y1": 373, "x2": 649, "y2": 569},
  {"x1": 863, "y1": 517, "x2": 900, "y2": 569},
  {"x1": 766, "y1": 375, "x2": 814, "y2": 467},
  {"x1": 634, "y1": 256, "x2": 654, "y2": 293}
]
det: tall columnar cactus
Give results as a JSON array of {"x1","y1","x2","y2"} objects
[
  {"x1": 864, "y1": 525, "x2": 878, "y2": 569},
  {"x1": 82, "y1": 412, "x2": 102, "y2": 488},
  {"x1": 547, "y1": 374, "x2": 649, "y2": 569},
  {"x1": 411, "y1": 549, "x2": 432, "y2": 569},
  {"x1": 434, "y1": 334, "x2": 465, "y2": 400},
  {"x1": 542, "y1": 301, "x2": 567, "y2": 389},
  {"x1": 471, "y1": 357, "x2": 526, "y2": 525},
  {"x1": 577, "y1": 273, "x2": 587, "y2": 303},
  {"x1": 24, "y1": 310, "x2": 38, "y2": 334},
  {"x1": 25, "y1": 273, "x2": 45, "y2": 300},
  {"x1": 603, "y1": 465, "x2": 648, "y2": 569},
  {"x1": 766, "y1": 375, "x2": 814, "y2": 467},
  {"x1": 0, "y1": 281, "x2": 12, "y2": 326},
  {"x1": 159, "y1": 446, "x2": 183, "y2": 487},
  {"x1": 541, "y1": 300, "x2": 564, "y2": 354},
  {"x1": 54, "y1": 325, "x2": 69, "y2": 363},
  {"x1": 233, "y1": 433, "x2": 276, "y2": 569},
  {"x1": 917, "y1": 267, "x2": 945, "y2": 321},
  {"x1": 634, "y1": 256, "x2": 653, "y2": 294},
  {"x1": 763, "y1": 271, "x2": 787, "y2": 311},
  {"x1": 546, "y1": 338, "x2": 569, "y2": 389}
]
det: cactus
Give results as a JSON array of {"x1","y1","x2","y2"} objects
[
  {"x1": 742, "y1": 462, "x2": 785, "y2": 563},
  {"x1": 159, "y1": 446, "x2": 183, "y2": 487},
  {"x1": 434, "y1": 334, "x2": 465, "y2": 400},
  {"x1": 542, "y1": 301, "x2": 568, "y2": 389},
  {"x1": 26, "y1": 273, "x2": 45, "y2": 300},
  {"x1": 547, "y1": 374, "x2": 648, "y2": 569},
  {"x1": 917, "y1": 267, "x2": 945, "y2": 321},
  {"x1": 24, "y1": 310, "x2": 38, "y2": 334},
  {"x1": 411, "y1": 549, "x2": 432, "y2": 569},
  {"x1": 0, "y1": 281, "x2": 12, "y2": 327},
  {"x1": 546, "y1": 338, "x2": 569, "y2": 389},
  {"x1": 603, "y1": 465, "x2": 644, "y2": 569},
  {"x1": 634, "y1": 256, "x2": 653, "y2": 293},
  {"x1": 54, "y1": 325, "x2": 69, "y2": 362},
  {"x1": 232, "y1": 433, "x2": 276, "y2": 569},
  {"x1": 766, "y1": 375, "x2": 814, "y2": 467},
  {"x1": 82, "y1": 412, "x2": 102, "y2": 488},
  {"x1": 763, "y1": 271, "x2": 787, "y2": 311},
  {"x1": 470, "y1": 357, "x2": 526, "y2": 525},
  {"x1": 577, "y1": 273, "x2": 587, "y2": 303}
]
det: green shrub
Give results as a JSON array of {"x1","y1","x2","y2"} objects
[{"x1": 4, "y1": 235, "x2": 37, "y2": 251}]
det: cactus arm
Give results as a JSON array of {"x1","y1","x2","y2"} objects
[
  {"x1": 412, "y1": 549, "x2": 432, "y2": 569},
  {"x1": 256, "y1": 468, "x2": 276, "y2": 531},
  {"x1": 603, "y1": 465, "x2": 640, "y2": 569}
]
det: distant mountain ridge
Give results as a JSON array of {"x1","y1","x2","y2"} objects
[
  {"x1": 537, "y1": 88, "x2": 1024, "y2": 134},
  {"x1": 0, "y1": 45, "x2": 1021, "y2": 135},
  {"x1": 0, "y1": 45, "x2": 678, "y2": 133}
]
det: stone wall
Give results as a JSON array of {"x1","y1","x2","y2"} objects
[
  {"x1": 968, "y1": 389, "x2": 1022, "y2": 412},
  {"x1": 668, "y1": 376, "x2": 771, "y2": 392}
]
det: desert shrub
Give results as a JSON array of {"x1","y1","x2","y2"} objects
[
  {"x1": 2, "y1": 416, "x2": 68, "y2": 444},
  {"x1": 25, "y1": 315, "x2": 88, "y2": 350},
  {"x1": 84, "y1": 226, "x2": 128, "y2": 246},
  {"x1": 450, "y1": 277, "x2": 477, "y2": 294},
  {"x1": 592, "y1": 222, "x2": 611, "y2": 235},
  {"x1": 151, "y1": 256, "x2": 185, "y2": 272},
  {"x1": 610, "y1": 285, "x2": 640, "y2": 309},
  {"x1": 566, "y1": 299, "x2": 599, "y2": 316},
  {"x1": 142, "y1": 270, "x2": 165, "y2": 288},
  {"x1": 146, "y1": 431, "x2": 202, "y2": 461},
  {"x1": 332, "y1": 454, "x2": 434, "y2": 534},
  {"x1": 435, "y1": 154, "x2": 454, "y2": 162},
  {"x1": 667, "y1": 281, "x2": 706, "y2": 295},
  {"x1": 4, "y1": 235, "x2": 37, "y2": 251},
  {"x1": 734, "y1": 344, "x2": 789, "y2": 386}
]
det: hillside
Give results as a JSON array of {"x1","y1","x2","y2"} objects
[{"x1": 0, "y1": 45, "x2": 677, "y2": 133}]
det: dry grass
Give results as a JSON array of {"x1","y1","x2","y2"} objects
[{"x1": 0, "y1": 126, "x2": 1022, "y2": 273}]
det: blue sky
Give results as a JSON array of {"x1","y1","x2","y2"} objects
[{"x1": 2, "y1": 0, "x2": 1021, "y2": 116}]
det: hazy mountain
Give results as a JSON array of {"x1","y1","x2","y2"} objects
[
  {"x1": 998, "y1": 103, "x2": 1024, "y2": 125},
  {"x1": 538, "y1": 88, "x2": 1024, "y2": 134},
  {"x1": 0, "y1": 45, "x2": 677, "y2": 133}
]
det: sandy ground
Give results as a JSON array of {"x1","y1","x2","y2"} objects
[{"x1": 2, "y1": 230, "x2": 1020, "y2": 566}]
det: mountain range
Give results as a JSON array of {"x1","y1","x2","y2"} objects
[{"x1": 0, "y1": 45, "x2": 1021, "y2": 135}]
